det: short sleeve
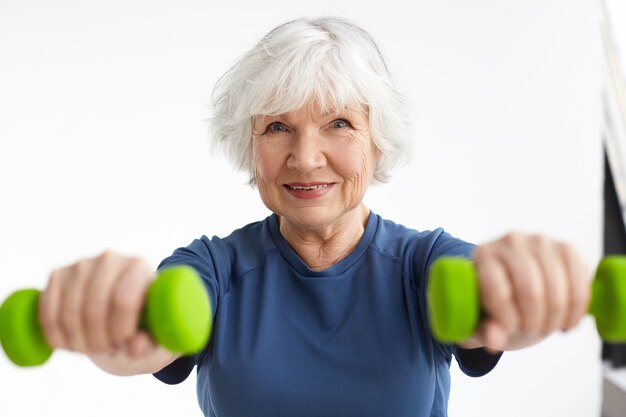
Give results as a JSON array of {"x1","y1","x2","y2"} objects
[
  {"x1": 154, "y1": 356, "x2": 196, "y2": 385},
  {"x1": 152, "y1": 236, "x2": 228, "y2": 385},
  {"x1": 423, "y1": 229, "x2": 503, "y2": 378},
  {"x1": 453, "y1": 346, "x2": 503, "y2": 377}
]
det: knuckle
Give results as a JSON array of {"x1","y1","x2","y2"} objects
[
  {"x1": 472, "y1": 245, "x2": 490, "y2": 261},
  {"x1": 126, "y1": 256, "x2": 149, "y2": 272},
  {"x1": 72, "y1": 259, "x2": 91, "y2": 277},
  {"x1": 473, "y1": 245, "x2": 500, "y2": 265},
  {"x1": 559, "y1": 242, "x2": 579, "y2": 261},
  {"x1": 502, "y1": 232, "x2": 525, "y2": 249},
  {"x1": 48, "y1": 270, "x2": 65, "y2": 288},
  {"x1": 532, "y1": 234, "x2": 553, "y2": 251},
  {"x1": 97, "y1": 250, "x2": 118, "y2": 264}
]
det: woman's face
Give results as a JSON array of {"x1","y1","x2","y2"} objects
[{"x1": 252, "y1": 101, "x2": 380, "y2": 230}]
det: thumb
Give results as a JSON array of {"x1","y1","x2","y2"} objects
[
  {"x1": 476, "y1": 319, "x2": 509, "y2": 353},
  {"x1": 127, "y1": 331, "x2": 159, "y2": 358}
]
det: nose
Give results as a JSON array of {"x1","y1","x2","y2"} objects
[{"x1": 286, "y1": 128, "x2": 326, "y2": 172}]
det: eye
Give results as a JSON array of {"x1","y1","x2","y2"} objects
[
  {"x1": 266, "y1": 122, "x2": 288, "y2": 133},
  {"x1": 331, "y1": 119, "x2": 351, "y2": 129}
]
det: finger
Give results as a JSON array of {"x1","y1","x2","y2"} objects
[
  {"x1": 501, "y1": 240, "x2": 546, "y2": 335},
  {"x1": 60, "y1": 259, "x2": 93, "y2": 353},
  {"x1": 60, "y1": 260, "x2": 93, "y2": 352},
  {"x1": 530, "y1": 235, "x2": 569, "y2": 333},
  {"x1": 110, "y1": 258, "x2": 153, "y2": 346},
  {"x1": 39, "y1": 267, "x2": 71, "y2": 349},
  {"x1": 477, "y1": 319, "x2": 509, "y2": 352},
  {"x1": 561, "y1": 243, "x2": 590, "y2": 330},
  {"x1": 127, "y1": 331, "x2": 157, "y2": 358},
  {"x1": 83, "y1": 251, "x2": 122, "y2": 352},
  {"x1": 474, "y1": 247, "x2": 519, "y2": 333}
]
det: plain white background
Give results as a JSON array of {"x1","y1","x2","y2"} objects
[{"x1": 0, "y1": 0, "x2": 607, "y2": 416}]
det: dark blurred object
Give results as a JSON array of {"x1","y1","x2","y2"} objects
[{"x1": 603, "y1": 150, "x2": 626, "y2": 368}]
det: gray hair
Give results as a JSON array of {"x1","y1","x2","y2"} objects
[{"x1": 209, "y1": 16, "x2": 414, "y2": 185}]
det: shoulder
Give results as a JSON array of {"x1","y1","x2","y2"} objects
[
  {"x1": 159, "y1": 216, "x2": 276, "y2": 277},
  {"x1": 220, "y1": 217, "x2": 274, "y2": 256},
  {"x1": 370, "y1": 214, "x2": 475, "y2": 265}
]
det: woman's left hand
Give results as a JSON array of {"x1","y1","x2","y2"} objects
[{"x1": 463, "y1": 233, "x2": 590, "y2": 351}]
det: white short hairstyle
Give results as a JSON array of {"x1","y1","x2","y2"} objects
[{"x1": 209, "y1": 16, "x2": 414, "y2": 185}]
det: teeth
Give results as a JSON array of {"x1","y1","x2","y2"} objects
[{"x1": 290, "y1": 184, "x2": 328, "y2": 190}]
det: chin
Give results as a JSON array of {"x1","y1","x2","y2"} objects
[{"x1": 280, "y1": 206, "x2": 353, "y2": 229}]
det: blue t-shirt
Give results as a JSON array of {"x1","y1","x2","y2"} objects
[{"x1": 154, "y1": 212, "x2": 501, "y2": 417}]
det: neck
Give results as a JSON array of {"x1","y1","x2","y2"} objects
[{"x1": 278, "y1": 205, "x2": 370, "y2": 271}]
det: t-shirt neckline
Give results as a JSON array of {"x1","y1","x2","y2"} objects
[{"x1": 267, "y1": 211, "x2": 379, "y2": 277}]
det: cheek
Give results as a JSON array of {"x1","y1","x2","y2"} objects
[
  {"x1": 335, "y1": 141, "x2": 377, "y2": 182},
  {"x1": 253, "y1": 145, "x2": 280, "y2": 183},
  {"x1": 253, "y1": 149, "x2": 279, "y2": 210}
]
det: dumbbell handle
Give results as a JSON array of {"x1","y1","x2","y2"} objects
[
  {"x1": 0, "y1": 265, "x2": 212, "y2": 367},
  {"x1": 427, "y1": 255, "x2": 626, "y2": 343}
]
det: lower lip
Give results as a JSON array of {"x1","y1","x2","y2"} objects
[{"x1": 284, "y1": 184, "x2": 334, "y2": 200}]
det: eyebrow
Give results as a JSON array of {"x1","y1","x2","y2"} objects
[{"x1": 252, "y1": 106, "x2": 368, "y2": 128}]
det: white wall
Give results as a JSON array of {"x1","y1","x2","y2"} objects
[{"x1": 0, "y1": 0, "x2": 603, "y2": 416}]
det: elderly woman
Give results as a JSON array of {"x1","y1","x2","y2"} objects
[{"x1": 38, "y1": 16, "x2": 589, "y2": 417}]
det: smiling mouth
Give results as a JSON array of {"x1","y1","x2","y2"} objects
[
  {"x1": 283, "y1": 182, "x2": 334, "y2": 200},
  {"x1": 286, "y1": 184, "x2": 330, "y2": 191}
]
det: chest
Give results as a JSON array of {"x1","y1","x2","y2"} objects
[{"x1": 199, "y1": 258, "x2": 443, "y2": 417}]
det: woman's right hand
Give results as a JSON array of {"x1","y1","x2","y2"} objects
[{"x1": 38, "y1": 251, "x2": 178, "y2": 375}]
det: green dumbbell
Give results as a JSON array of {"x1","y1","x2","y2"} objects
[
  {"x1": 427, "y1": 255, "x2": 626, "y2": 343},
  {"x1": 0, "y1": 265, "x2": 212, "y2": 367}
]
